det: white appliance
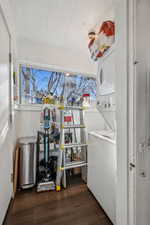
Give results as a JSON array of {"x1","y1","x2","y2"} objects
[
  {"x1": 87, "y1": 45, "x2": 117, "y2": 224},
  {"x1": 96, "y1": 44, "x2": 116, "y2": 137},
  {"x1": 88, "y1": 132, "x2": 116, "y2": 224}
]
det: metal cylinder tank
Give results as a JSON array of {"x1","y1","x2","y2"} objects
[{"x1": 18, "y1": 136, "x2": 37, "y2": 189}]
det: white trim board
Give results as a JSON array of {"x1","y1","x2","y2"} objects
[
  {"x1": 116, "y1": 0, "x2": 129, "y2": 224},
  {"x1": 14, "y1": 104, "x2": 43, "y2": 112},
  {"x1": 128, "y1": 0, "x2": 136, "y2": 225}
]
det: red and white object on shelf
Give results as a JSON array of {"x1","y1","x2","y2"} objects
[
  {"x1": 64, "y1": 114, "x2": 72, "y2": 122},
  {"x1": 64, "y1": 111, "x2": 72, "y2": 126},
  {"x1": 88, "y1": 20, "x2": 115, "y2": 61},
  {"x1": 83, "y1": 93, "x2": 90, "y2": 106}
]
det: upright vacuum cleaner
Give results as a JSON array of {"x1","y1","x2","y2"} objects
[{"x1": 37, "y1": 106, "x2": 56, "y2": 192}]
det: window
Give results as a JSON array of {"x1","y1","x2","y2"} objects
[{"x1": 19, "y1": 66, "x2": 96, "y2": 105}]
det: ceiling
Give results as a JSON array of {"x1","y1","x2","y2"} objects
[{"x1": 10, "y1": 0, "x2": 114, "y2": 75}]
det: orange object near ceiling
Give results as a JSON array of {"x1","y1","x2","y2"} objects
[
  {"x1": 99, "y1": 21, "x2": 115, "y2": 36},
  {"x1": 88, "y1": 20, "x2": 115, "y2": 61}
]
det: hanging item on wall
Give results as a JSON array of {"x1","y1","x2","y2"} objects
[
  {"x1": 88, "y1": 29, "x2": 100, "y2": 61},
  {"x1": 88, "y1": 20, "x2": 115, "y2": 61}
]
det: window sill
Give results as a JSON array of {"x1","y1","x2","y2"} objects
[
  {"x1": 14, "y1": 103, "x2": 97, "y2": 112},
  {"x1": 14, "y1": 104, "x2": 43, "y2": 112}
]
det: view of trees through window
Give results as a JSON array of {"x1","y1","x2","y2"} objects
[{"x1": 20, "y1": 66, "x2": 96, "y2": 104}]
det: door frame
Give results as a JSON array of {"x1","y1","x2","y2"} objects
[
  {"x1": 116, "y1": 0, "x2": 136, "y2": 225},
  {"x1": 128, "y1": 0, "x2": 137, "y2": 224},
  {"x1": 0, "y1": 4, "x2": 12, "y2": 144}
]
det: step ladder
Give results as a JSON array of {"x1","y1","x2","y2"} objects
[{"x1": 56, "y1": 105, "x2": 88, "y2": 191}]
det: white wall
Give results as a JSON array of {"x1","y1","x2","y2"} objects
[
  {"x1": 17, "y1": 38, "x2": 97, "y2": 76},
  {"x1": 10, "y1": 0, "x2": 115, "y2": 76},
  {"x1": 85, "y1": 107, "x2": 105, "y2": 132},
  {"x1": 0, "y1": 0, "x2": 17, "y2": 58},
  {"x1": 15, "y1": 106, "x2": 105, "y2": 139},
  {"x1": 0, "y1": 1, "x2": 17, "y2": 224},
  {"x1": 16, "y1": 5, "x2": 115, "y2": 77},
  {"x1": 15, "y1": 109, "x2": 41, "y2": 138}
]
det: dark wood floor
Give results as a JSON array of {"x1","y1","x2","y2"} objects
[{"x1": 4, "y1": 176, "x2": 112, "y2": 225}]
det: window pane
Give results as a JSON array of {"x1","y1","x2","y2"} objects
[{"x1": 20, "y1": 66, "x2": 96, "y2": 105}]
